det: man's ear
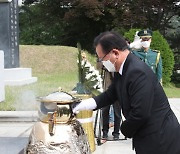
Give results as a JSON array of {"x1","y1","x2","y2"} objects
[
  {"x1": 111, "y1": 49, "x2": 120, "y2": 60},
  {"x1": 112, "y1": 49, "x2": 119, "y2": 55}
]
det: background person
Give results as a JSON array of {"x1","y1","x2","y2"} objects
[
  {"x1": 97, "y1": 62, "x2": 121, "y2": 141},
  {"x1": 132, "y1": 29, "x2": 162, "y2": 83}
]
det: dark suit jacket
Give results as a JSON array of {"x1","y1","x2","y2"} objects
[{"x1": 94, "y1": 53, "x2": 180, "y2": 154}]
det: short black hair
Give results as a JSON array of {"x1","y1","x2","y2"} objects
[{"x1": 94, "y1": 31, "x2": 128, "y2": 54}]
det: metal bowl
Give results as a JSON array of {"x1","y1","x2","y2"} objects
[{"x1": 38, "y1": 91, "x2": 81, "y2": 124}]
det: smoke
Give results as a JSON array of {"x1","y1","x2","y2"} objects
[{"x1": 13, "y1": 90, "x2": 39, "y2": 111}]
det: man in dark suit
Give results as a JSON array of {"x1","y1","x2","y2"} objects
[{"x1": 73, "y1": 31, "x2": 180, "y2": 154}]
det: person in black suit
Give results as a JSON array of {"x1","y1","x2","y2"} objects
[{"x1": 73, "y1": 31, "x2": 180, "y2": 154}]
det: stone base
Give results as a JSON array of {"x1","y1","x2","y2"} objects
[
  {"x1": 0, "y1": 111, "x2": 38, "y2": 122},
  {"x1": 4, "y1": 68, "x2": 37, "y2": 86}
]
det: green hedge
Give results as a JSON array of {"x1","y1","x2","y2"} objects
[{"x1": 124, "y1": 29, "x2": 174, "y2": 85}]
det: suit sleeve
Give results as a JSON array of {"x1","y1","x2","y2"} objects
[
  {"x1": 121, "y1": 70, "x2": 155, "y2": 138},
  {"x1": 93, "y1": 80, "x2": 117, "y2": 110}
]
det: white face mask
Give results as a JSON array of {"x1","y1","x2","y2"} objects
[
  {"x1": 102, "y1": 60, "x2": 116, "y2": 72},
  {"x1": 141, "y1": 41, "x2": 151, "y2": 48}
]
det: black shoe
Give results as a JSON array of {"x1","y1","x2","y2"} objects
[
  {"x1": 102, "y1": 133, "x2": 108, "y2": 139},
  {"x1": 113, "y1": 135, "x2": 119, "y2": 140}
]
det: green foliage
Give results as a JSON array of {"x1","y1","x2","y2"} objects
[
  {"x1": 112, "y1": 27, "x2": 127, "y2": 37},
  {"x1": 77, "y1": 43, "x2": 83, "y2": 84},
  {"x1": 20, "y1": 0, "x2": 179, "y2": 53},
  {"x1": 151, "y1": 31, "x2": 174, "y2": 85},
  {"x1": 124, "y1": 29, "x2": 175, "y2": 85},
  {"x1": 172, "y1": 72, "x2": 180, "y2": 88},
  {"x1": 124, "y1": 28, "x2": 141, "y2": 42},
  {"x1": 19, "y1": 3, "x2": 65, "y2": 45},
  {"x1": 166, "y1": 28, "x2": 180, "y2": 86}
]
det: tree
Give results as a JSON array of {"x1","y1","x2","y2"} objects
[
  {"x1": 19, "y1": 0, "x2": 179, "y2": 52},
  {"x1": 20, "y1": 0, "x2": 126, "y2": 50},
  {"x1": 121, "y1": 0, "x2": 180, "y2": 33},
  {"x1": 62, "y1": 0, "x2": 104, "y2": 51},
  {"x1": 19, "y1": 0, "x2": 68, "y2": 45}
]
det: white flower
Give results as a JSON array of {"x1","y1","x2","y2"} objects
[
  {"x1": 88, "y1": 66, "x2": 95, "y2": 72},
  {"x1": 78, "y1": 55, "x2": 103, "y2": 94},
  {"x1": 98, "y1": 88, "x2": 103, "y2": 93},
  {"x1": 91, "y1": 72, "x2": 96, "y2": 76},
  {"x1": 96, "y1": 75, "x2": 103, "y2": 82},
  {"x1": 84, "y1": 61, "x2": 91, "y2": 68},
  {"x1": 93, "y1": 85, "x2": 97, "y2": 89},
  {"x1": 85, "y1": 73, "x2": 92, "y2": 80},
  {"x1": 94, "y1": 70, "x2": 100, "y2": 76}
]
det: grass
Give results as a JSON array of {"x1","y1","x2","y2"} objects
[
  {"x1": 0, "y1": 45, "x2": 97, "y2": 111},
  {"x1": 0, "y1": 45, "x2": 179, "y2": 110},
  {"x1": 163, "y1": 84, "x2": 180, "y2": 98},
  {"x1": 1, "y1": 72, "x2": 78, "y2": 111}
]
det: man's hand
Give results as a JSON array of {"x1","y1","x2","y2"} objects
[{"x1": 72, "y1": 98, "x2": 97, "y2": 114}]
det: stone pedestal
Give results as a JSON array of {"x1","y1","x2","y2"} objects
[
  {"x1": 0, "y1": 50, "x2": 5, "y2": 102},
  {"x1": 4, "y1": 68, "x2": 37, "y2": 86}
]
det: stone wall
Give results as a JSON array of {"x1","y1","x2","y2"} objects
[{"x1": 0, "y1": 50, "x2": 5, "y2": 102}]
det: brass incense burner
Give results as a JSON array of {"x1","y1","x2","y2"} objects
[
  {"x1": 27, "y1": 91, "x2": 91, "y2": 154},
  {"x1": 38, "y1": 91, "x2": 81, "y2": 135}
]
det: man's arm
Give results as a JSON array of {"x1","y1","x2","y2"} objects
[
  {"x1": 94, "y1": 80, "x2": 117, "y2": 110},
  {"x1": 72, "y1": 74, "x2": 118, "y2": 113}
]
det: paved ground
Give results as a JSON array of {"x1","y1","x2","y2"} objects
[{"x1": 0, "y1": 98, "x2": 179, "y2": 154}]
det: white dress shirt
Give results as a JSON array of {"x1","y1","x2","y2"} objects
[{"x1": 119, "y1": 58, "x2": 127, "y2": 75}]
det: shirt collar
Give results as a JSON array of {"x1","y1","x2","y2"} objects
[{"x1": 119, "y1": 58, "x2": 127, "y2": 75}]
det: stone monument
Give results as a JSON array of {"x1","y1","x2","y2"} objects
[
  {"x1": 0, "y1": 50, "x2": 5, "y2": 102},
  {"x1": 0, "y1": 0, "x2": 37, "y2": 86},
  {"x1": 0, "y1": 0, "x2": 19, "y2": 68}
]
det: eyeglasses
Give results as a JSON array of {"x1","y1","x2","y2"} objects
[
  {"x1": 141, "y1": 37, "x2": 151, "y2": 41},
  {"x1": 97, "y1": 53, "x2": 109, "y2": 62}
]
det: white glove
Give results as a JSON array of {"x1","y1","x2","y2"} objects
[
  {"x1": 73, "y1": 98, "x2": 97, "y2": 114},
  {"x1": 130, "y1": 39, "x2": 142, "y2": 49}
]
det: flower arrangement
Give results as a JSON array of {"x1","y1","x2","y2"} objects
[{"x1": 75, "y1": 43, "x2": 103, "y2": 95}]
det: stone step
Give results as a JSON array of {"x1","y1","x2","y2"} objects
[{"x1": 0, "y1": 111, "x2": 38, "y2": 122}]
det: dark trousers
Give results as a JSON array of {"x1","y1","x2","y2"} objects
[{"x1": 102, "y1": 101, "x2": 121, "y2": 136}]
